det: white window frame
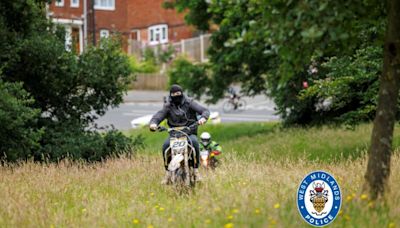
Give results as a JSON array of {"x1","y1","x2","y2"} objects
[
  {"x1": 100, "y1": 29, "x2": 110, "y2": 39},
  {"x1": 148, "y1": 24, "x2": 168, "y2": 45},
  {"x1": 94, "y1": 0, "x2": 115, "y2": 10},
  {"x1": 71, "y1": 0, "x2": 79, "y2": 8},
  {"x1": 55, "y1": 0, "x2": 64, "y2": 7}
]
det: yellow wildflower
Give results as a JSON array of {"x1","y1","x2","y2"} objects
[
  {"x1": 274, "y1": 203, "x2": 280, "y2": 209},
  {"x1": 346, "y1": 195, "x2": 353, "y2": 202},
  {"x1": 360, "y1": 194, "x2": 368, "y2": 200},
  {"x1": 224, "y1": 223, "x2": 234, "y2": 228},
  {"x1": 147, "y1": 225, "x2": 154, "y2": 228},
  {"x1": 232, "y1": 209, "x2": 239, "y2": 214},
  {"x1": 168, "y1": 217, "x2": 173, "y2": 222},
  {"x1": 81, "y1": 208, "x2": 87, "y2": 213},
  {"x1": 205, "y1": 219, "x2": 211, "y2": 224},
  {"x1": 132, "y1": 219, "x2": 140, "y2": 224},
  {"x1": 159, "y1": 207, "x2": 165, "y2": 212},
  {"x1": 227, "y1": 215, "x2": 234, "y2": 220},
  {"x1": 150, "y1": 192, "x2": 155, "y2": 196},
  {"x1": 388, "y1": 222, "x2": 395, "y2": 228},
  {"x1": 255, "y1": 209, "x2": 261, "y2": 214}
]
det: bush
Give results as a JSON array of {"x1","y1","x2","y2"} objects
[
  {"x1": 0, "y1": 79, "x2": 42, "y2": 161},
  {"x1": 299, "y1": 46, "x2": 382, "y2": 126},
  {"x1": 158, "y1": 45, "x2": 175, "y2": 64},
  {"x1": 129, "y1": 55, "x2": 158, "y2": 73},
  {"x1": 0, "y1": 0, "x2": 139, "y2": 162},
  {"x1": 37, "y1": 121, "x2": 143, "y2": 162}
]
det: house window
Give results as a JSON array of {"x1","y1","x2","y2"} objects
[
  {"x1": 55, "y1": 0, "x2": 64, "y2": 7},
  {"x1": 94, "y1": 0, "x2": 115, "y2": 10},
  {"x1": 100, "y1": 29, "x2": 110, "y2": 39},
  {"x1": 71, "y1": 0, "x2": 79, "y2": 8},
  {"x1": 148, "y1": 25, "x2": 168, "y2": 45}
]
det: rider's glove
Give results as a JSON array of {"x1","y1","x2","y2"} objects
[
  {"x1": 198, "y1": 117, "x2": 207, "y2": 125},
  {"x1": 149, "y1": 123, "x2": 158, "y2": 131}
]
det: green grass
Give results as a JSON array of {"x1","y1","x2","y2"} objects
[
  {"x1": 1, "y1": 122, "x2": 400, "y2": 227},
  {"x1": 129, "y1": 122, "x2": 400, "y2": 162},
  {"x1": 128, "y1": 122, "x2": 278, "y2": 154}
]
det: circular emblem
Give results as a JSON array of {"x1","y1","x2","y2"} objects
[{"x1": 297, "y1": 171, "x2": 341, "y2": 227}]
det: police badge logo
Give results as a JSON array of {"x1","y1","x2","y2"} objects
[{"x1": 297, "y1": 171, "x2": 341, "y2": 227}]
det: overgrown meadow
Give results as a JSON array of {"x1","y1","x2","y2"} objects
[{"x1": 0, "y1": 123, "x2": 399, "y2": 227}]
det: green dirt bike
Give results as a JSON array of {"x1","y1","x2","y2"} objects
[
  {"x1": 156, "y1": 123, "x2": 198, "y2": 189},
  {"x1": 200, "y1": 149, "x2": 220, "y2": 170}
]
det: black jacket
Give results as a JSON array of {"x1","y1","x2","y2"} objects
[{"x1": 150, "y1": 95, "x2": 210, "y2": 135}]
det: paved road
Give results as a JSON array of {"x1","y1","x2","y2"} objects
[{"x1": 94, "y1": 90, "x2": 280, "y2": 130}]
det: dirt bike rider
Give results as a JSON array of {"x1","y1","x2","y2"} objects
[
  {"x1": 199, "y1": 132, "x2": 222, "y2": 157},
  {"x1": 149, "y1": 84, "x2": 210, "y2": 184}
]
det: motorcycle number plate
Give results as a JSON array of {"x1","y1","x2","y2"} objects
[{"x1": 170, "y1": 137, "x2": 187, "y2": 149}]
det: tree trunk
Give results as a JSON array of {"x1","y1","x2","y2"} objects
[{"x1": 365, "y1": 0, "x2": 400, "y2": 199}]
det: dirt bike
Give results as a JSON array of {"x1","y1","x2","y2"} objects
[
  {"x1": 156, "y1": 123, "x2": 198, "y2": 189},
  {"x1": 200, "y1": 149, "x2": 220, "y2": 169}
]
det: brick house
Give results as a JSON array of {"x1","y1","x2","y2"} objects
[{"x1": 48, "y1": 0, "x2": 196, "y2": 53}]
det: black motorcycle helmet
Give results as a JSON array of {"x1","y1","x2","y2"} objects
[{"x1": 170, "y1": 84, "x2": 183, "y2": 105}]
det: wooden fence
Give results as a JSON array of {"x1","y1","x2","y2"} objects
[
  {"x1": 129, "y1": 34, "x2": 211, "y2": 63},
  {"x1": 130, "y1": 73, "x2": 168, "y2": 90}
]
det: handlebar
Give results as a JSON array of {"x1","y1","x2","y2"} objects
[{"x1": 155, "y1": 122, "x2": 198, "y2": 133}]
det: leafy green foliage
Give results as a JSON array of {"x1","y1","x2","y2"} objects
[
  {"x1": 167, "y1": 0, "x2": 387, "y2": 125},
  {"x1": 0, "y1": 78, "x2": 43, "y2": 161},
  {"x1": 300, "y1": 46, "x2": 382, "y2": 126},
  {"x1": 38, "y1": 121, "x2": 140, "y2": 162},
  {"x1": 77, "y1": 39, "x2": 133, "y2": 119},
  {"x1": 158, "y1": 45, "x2": 175, "y2": 64},
  {"x1": 0, "y1": 0, "x2": 140, "y2": 162},
  {"x1": 168, "y1": 57, "x2": 210, "y2": 99},
  {"x1": 4, "y1": 34, "x2": 132, "y2": 124},
  {"x1": 163, "y1": 0, "x2": 211, "y2": 31},
  {"x1": 129, "y1": 56, "x2": 158, "y2": 73}
]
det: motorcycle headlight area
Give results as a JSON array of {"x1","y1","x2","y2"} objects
[
  {"x1": 200, "y1": 151, "x2": 209, "y2": 156},
  {"x1": 174, "y1": 147, "x2": 186, "y2": 154}
]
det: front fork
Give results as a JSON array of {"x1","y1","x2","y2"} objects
[{"x1": 184, "y1": 150, "x2": 190, "y2": 186}]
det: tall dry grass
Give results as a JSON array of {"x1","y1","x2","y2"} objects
[{"x1": 0, "y1": 152, "x2": 399, "y2": 227}]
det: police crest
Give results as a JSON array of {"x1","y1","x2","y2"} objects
[
  {"x1": 297, "y1": 171, "x2": 342, "y2": 227},
  {"x1": 310, "y1": 182, "x2": 328, "y2": 215}
]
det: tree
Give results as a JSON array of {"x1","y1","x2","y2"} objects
[
  {"x1": 163, "y1": 0, "x2": 211, "y2": 31},
  {"x1": 0, "y1": 0, "x2": 138, "y2": 162},
  {"x1": 167, "y1": 0, "x2": 397, "y2": 198},
  {"x1": 0, "y1": 78, "x2": 42, "y2": 161},
  {"x1": 365, "y1": 0, "x2": 400, "y2": 199}
]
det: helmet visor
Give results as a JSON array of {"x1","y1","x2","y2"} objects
[{"x1": 201, "y1": 138, "x2": 210, "y2": 146}]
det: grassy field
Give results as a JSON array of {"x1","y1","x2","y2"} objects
[{"x1": 0, "y1": 123, "x2": 400, "y2": 227}]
